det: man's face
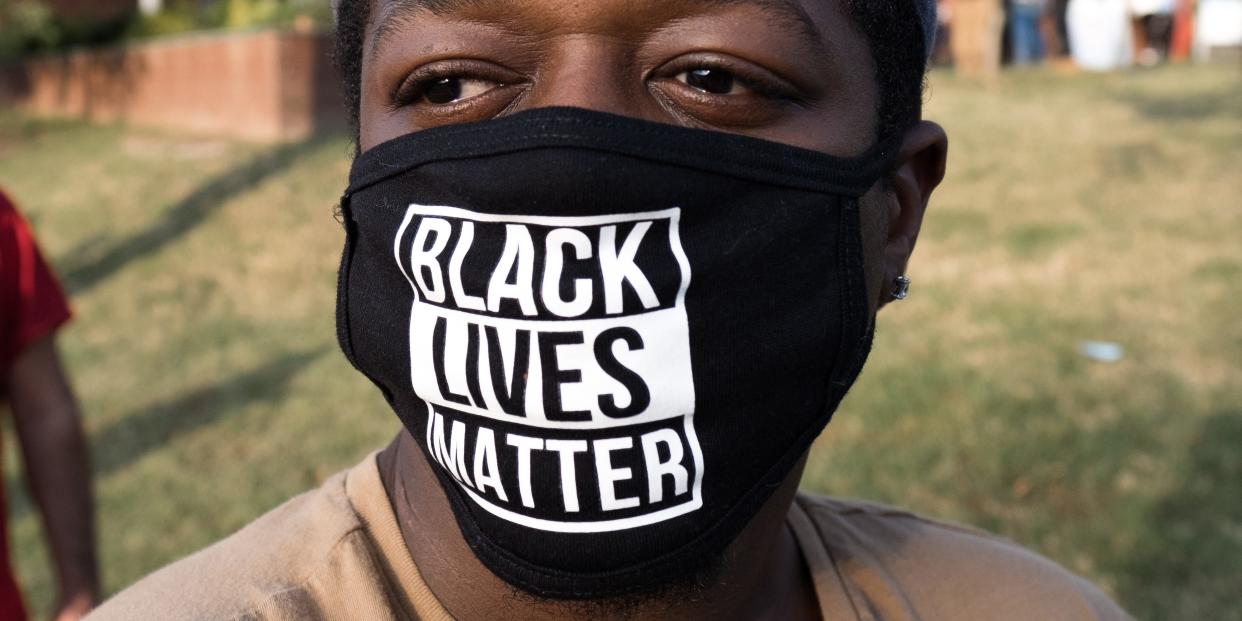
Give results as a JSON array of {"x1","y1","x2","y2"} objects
[
  {"x1": 349, "y1": 2, "x2": 939, "y2": 600},
  {"x1": 357, "y1": 0, "x2": 881, "y2": 156}
]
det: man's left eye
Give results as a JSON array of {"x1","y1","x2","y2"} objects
[{"x1": 676, "y1": 68, "x2": 746, "y2": 95}]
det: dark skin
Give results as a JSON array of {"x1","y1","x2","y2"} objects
[
  {"x1": 5, "y1": 337, "x2": 98, "y2": 620},
  {"x1": 365, "y1": 0, "x2": 947, "y2": 618}
]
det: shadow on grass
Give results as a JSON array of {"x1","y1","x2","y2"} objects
[
  {"x1": 88, "y1": 347, "x2": 327, "y2": 478},
  {"x1": 1117, "y1": 410, "x2": 1242, "y2": 620},
  {"x1": 61, "y1": 135, "x2": 335, "y2": 295},
  {"x1": 1115, "y1": 82, "x2": 1242, "y2": 122},
  {"x1": 0, "y1": 114, "x2": 93, "y2": 143}
]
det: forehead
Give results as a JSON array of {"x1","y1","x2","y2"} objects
[{"x1": 365, "y1": 0, "x2": 856, "y2": 60}]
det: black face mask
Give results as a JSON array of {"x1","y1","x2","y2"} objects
[{"x1": 337, "y1": 107, "x2": 896, "y2": 599}]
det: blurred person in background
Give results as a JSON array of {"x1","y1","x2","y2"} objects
[
  {"x1": 934, "y1": 0, "x2": 957, "y2": 65},
  {"x1": 949, "y1": 0, "x2": 1007, "y2": 74},
  {"x1": 1008, "y1": 0, "x2": 1050, "y2": 64},
  {"x1": 1068, "y1": 0, "x2": 1135, "y2": 69},
  {"x1": 89, "y1": 0, "x2": 1131, "y2": 619},
  {"x1": 1043, "y1": 0, "x2": 1074, "y2": 59},
  {"x1": 1168, "y1": 0, "x2": 1196, "y2": 60},
  {"x1": 0, "y1": 188, "x2": 98, "y2": 621},
  {"x1": 1193, "y1": 0, "x2": 1242, "y2": 60},
  {"x1": 1128, "y1": 0, "x2": 1176, "y2": 64}
]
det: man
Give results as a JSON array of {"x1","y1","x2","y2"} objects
[
  {"x1": 1008, "y1": 0, "x2": 1050, "y2": 64},
  {"x1": 1127, "y1": 0, "x2": 1176, "y2": 65},
  {"x1": 948, "y1": 0, "x2": 1006, "y2": 74},
  {"x1": 0, "y1": 188, "x2": 98, "y2": 621},
  {"x1": 91, "y1": 1, "x2": 1130, "y2": 619}
]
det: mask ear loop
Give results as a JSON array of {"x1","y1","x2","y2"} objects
[
  {"x1": 834, "y1": 133, "x2": 904, "y2": 386},
  {"x1": 826, "y1": 128, "x2": 901, "y2": 389},
  {"x1": 334, "y1": 192, "x2": 397, "y2": 406}
]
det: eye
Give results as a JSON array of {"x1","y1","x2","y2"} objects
[
  {"x1": 389, "y1": 59, "x2": 525, "y2": 114},
  {"x1": 677, "y1": 68, "x2": 745, "y2": 95},
  {"x1": 649, "y1": 54, "x2": 807, "y2": 128},
  {"x1": 415, "y1": 76, "x2": 501, "y2": 105}
]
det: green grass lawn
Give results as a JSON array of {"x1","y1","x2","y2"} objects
[{"x1": 2, "y1": 64, "x2": 1239, "y2": 619}]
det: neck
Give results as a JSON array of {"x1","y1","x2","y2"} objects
[{"x1": 378, "y1": 431, "x2": 820, "y2": 621}]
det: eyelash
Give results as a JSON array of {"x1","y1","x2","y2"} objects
[
  {"x1": 388, "y1": 60, "x2": 520, "y2": 109},
  {"x1": 657, "y1": 55, "x2": 806, "y2": 105}
]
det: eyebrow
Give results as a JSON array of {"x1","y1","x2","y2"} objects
[{"x1": 368, "y1": 0, "x2": 824, "y2": 60}]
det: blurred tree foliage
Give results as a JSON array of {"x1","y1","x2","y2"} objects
[
  {"x1": 128, "y1": 0, "x2": 332, "y2": 38},
  {"x1": 0, "y1": 0, "x2": 332, "y2": 60},
  {"x1": 0, "y1": 0, "x2": 133, "y2": 59}
]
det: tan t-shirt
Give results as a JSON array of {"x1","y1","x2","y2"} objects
[{"x1": 88, "y1": 454, "x2": 1130, "y2": 620}]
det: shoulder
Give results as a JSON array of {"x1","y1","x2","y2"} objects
[
  {"x1": 793, "y1": 493, "x2": 1132, "y2": 621},
  {"x1": 88, "y1": 468, "x2": 374, "y2": 621},
  {"x1": 0, "y1": 191, "x2": 22, "y2": 251},
  {"x1": 0, "y1": 189, "x2": 23, "y2": 235}
]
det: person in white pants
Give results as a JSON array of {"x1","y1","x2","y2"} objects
[{"x1": 1067, "y1": 0, "x2": 1134, "y2": 69}]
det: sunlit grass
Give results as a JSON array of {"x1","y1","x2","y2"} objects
[
  {"x1": 807, "y1": 64, "x2": 1242, "y2": 620},
  {"x1": 1, "y1": 63, "x2": 1239, "y2": 619}
]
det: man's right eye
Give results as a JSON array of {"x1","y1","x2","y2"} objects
[
  {"x1": 415, "y1": 77, "x2": 501, "y2": 106},
  {"x1": 386, "y1": 61, "x2": 529, "y2": 127},
  {"x1": 389, "y1": 58, "x2": 526, "y2": 113}
]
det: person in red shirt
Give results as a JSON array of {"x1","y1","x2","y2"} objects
[{"x1": 0, "y1": 188, "x2": 98, "y2": 621}]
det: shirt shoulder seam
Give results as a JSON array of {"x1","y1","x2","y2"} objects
[
  {"x1": 800, "y1": 495, "x2": 1005, "y2": 541},
  {"x1": 220, "y1": 523, "x2": 372, "y2": 621}
]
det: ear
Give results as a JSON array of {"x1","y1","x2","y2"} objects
[{"x1": 876, "y1": 120, "x2": 947, "y2": 311}]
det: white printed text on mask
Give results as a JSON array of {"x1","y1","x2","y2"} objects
[{"x1": 397, "y1": 205, "x2": 702, "y2": 533}]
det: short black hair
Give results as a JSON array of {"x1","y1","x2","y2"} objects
[{"x1": 333, "y1": 0, "x2": 928, "y2": 146}]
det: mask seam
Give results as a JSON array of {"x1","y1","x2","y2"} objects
[
  {"x1": 833, "y1": 197, "x2": 867, "y2": 387},
  {"x1": 336, "y1": 194, "x2": 397, "y2": 405},
  {"x1": 335, "y1": 194, "x2": 359, "y2": 365}
]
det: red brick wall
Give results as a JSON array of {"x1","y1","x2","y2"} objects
[{"x1": 0, "y1": 29, "x2": 345, "y2": 142}]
